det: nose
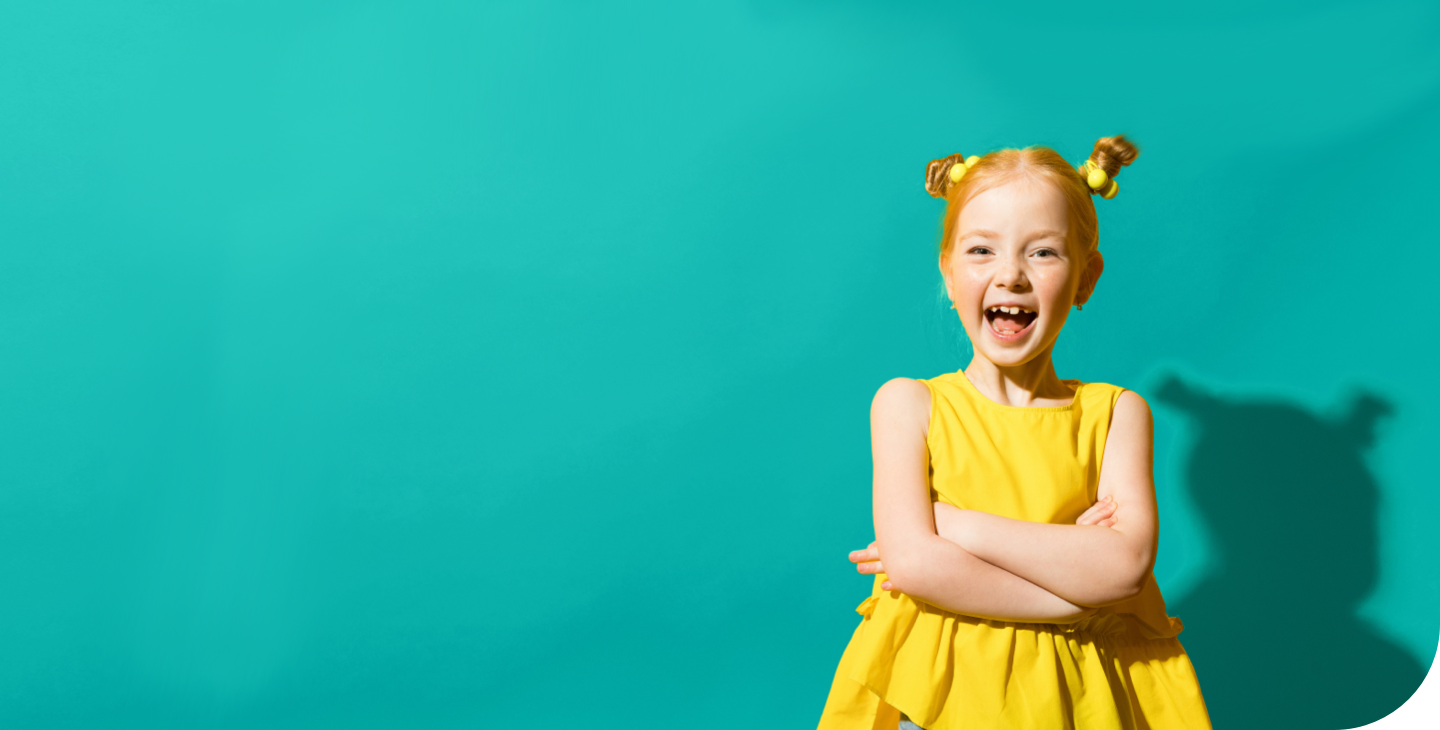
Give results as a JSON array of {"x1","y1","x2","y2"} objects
[{"x1": 995, "y1": 255, "x2": 1031, "y2": 292}]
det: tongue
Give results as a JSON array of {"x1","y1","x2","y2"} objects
[{"x1": 992, "y1": 312, "x2": 1032, "y2": 333}]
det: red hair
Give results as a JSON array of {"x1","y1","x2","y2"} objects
[{"x1": 924, "y1": 136, "x2": 1139, "y2": 304}]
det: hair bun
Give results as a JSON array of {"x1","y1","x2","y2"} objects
[
  {"x1": 924, "y1": 153, "x2": 970, "y2": 199},
  {"x1": 1083, "y1": 135, "x2": 1140, "y2": 198}
]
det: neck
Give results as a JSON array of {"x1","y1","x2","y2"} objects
[{"x1": 963, "y1": 348, "x2": 1073, "y2": 407}]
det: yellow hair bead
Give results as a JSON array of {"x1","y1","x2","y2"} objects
[
  {"x1": 948, "y1": 162, "x2": 968, "y2": 183},
  {"x1": 965, "y1": 155, "x2": 980, "y2": 167},
  {"x1": 1086, "y1": 164, "x2": 1109, "y2": 191},
  {"x1": 1101, "y1": 179, "x2": 1119, "y2": 199}
]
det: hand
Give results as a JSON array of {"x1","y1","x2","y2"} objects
[
  {"x1": 1076, "y1": 495, "x2": 1119, "y2": 527},
  {"x1": 848, "y1": 541, "x2": 891, "y2": 590},
  {"x1": 848, "y1": 504, "x2": 977, "y2": 588}
]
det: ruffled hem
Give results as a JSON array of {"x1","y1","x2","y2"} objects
[{"x1": 818, "y1": 590, "x2": 1211, "y2": 730}]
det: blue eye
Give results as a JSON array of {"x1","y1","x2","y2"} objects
[
  {"x1": 969, "y1": 246, "x2": 992, "y2": 255},
  {"x1": 1034, "y1": 249, "x2": 1055, "y2": 257}
]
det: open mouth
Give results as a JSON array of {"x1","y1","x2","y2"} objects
[{"x1": 984, "y1": 305, "x2": 1037, "y2": 338}]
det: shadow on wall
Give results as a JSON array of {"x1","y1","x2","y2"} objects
[{"x1": 1154, "y1": 375, "x2": 1424, "y2": 729}]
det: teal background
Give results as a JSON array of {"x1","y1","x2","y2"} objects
[{"x1": 0, "y1": 1, "x2": 1436, "y2": 727}]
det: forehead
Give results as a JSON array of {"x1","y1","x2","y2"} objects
[{"x1": 957, "y1": 177, "x2": 1070, "y2": 236}]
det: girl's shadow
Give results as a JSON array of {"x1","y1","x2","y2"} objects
[{"x1": 1155, "y1": 375, "x2": 1424, "y2": 729}]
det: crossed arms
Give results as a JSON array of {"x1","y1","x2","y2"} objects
[{"x1": 850, "y1": 378, "x2": 1160, "y2": 624}]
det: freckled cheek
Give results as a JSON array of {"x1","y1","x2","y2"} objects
[
  {"x1": 954, "y1": 273, "x2": 989, "y2": 314},
  {"x1": 1030, "y1": 269, "x2": 1076, "y2": 309}
]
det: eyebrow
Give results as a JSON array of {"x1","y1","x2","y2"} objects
[{"x1": 958, "y1": 228, "x2": 1067, "y2": 241}]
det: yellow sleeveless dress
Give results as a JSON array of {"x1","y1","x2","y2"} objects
[{"x1": 816, "y1": 371, "x2": 1212, "y2": 730}]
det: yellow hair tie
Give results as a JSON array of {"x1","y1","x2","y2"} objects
[
  {"x1": 1101, "y1": 179, "x2": 1119, "y2": 199},
  {"x1": 1083, "y1": 159, "x2": 1109, "y2": 191},
  {"x1": 948, "y1": 154, "x2": 985, "y2": 183}
]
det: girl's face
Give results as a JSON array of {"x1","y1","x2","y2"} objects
[{"x1": 941, "y1": 177, "x2": 1096, "y2": 368}]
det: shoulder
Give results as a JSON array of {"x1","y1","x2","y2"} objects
[
  {"x1": 870, "y1": 378, "x2": 932, "y2": 427},
  {"x1": 1110, "y1": 389, "x2": 1154, "y2": 437},
  {"x1": 1078, "y1": 381, "x2": 1147, "y2": 409},
  {"x1": 872, "y1": 377, "x2": 931, "y2": 410},
  {"x1": 1114, "y1": 388, "x2": 1152, "y2": 413},
  {"x1": 1076, "y1": 381, "x2": 1152, "y2": 428}
]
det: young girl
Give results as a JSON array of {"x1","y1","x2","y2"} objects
[{"x1": 815, "y1": 137, "x2": 1212, "y2": 730}]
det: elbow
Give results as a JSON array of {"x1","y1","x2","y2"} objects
[
  {"x1": 1101, "y1": 553, "x2": 1152, "y2": 604},
  {"x1": 1074, "y1": 584, "x2": 1142, "y2": 611},
  {"x1": 1110, "y1": 579, "x2": 1146, "y2": 604},
  {"x1": 1117, "y1": 550, "x2": 1152, "y2": 601},
  {"x1": 1048, "y1": 604, "x2": 1101, "y2": 625}
]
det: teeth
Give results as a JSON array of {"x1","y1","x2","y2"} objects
[{"x1": 988, "y1": 306, "x2": 1033, "y2": 314}]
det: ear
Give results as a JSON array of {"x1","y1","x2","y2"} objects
[
  {"x1": 1075, "y1": 250, "x2": 1105, "y2": 306},
  {"x1": 938, "y1": 255, "x2": 955, "y2": 302}
]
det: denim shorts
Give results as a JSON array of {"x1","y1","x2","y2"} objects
[{"x1": 899, "y1": 715, "x2": 925, "y2": 730}]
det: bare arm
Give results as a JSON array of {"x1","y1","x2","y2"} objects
[
  {"x1": 868, "y1": 378, "x2": 1097, "y2": 624},
  {"x1": 851, "y1": 497, "x2": 1119, "y2": 606},
  {"x1": 930, "y1": 391, "x2": 1159, "y2": 607}
]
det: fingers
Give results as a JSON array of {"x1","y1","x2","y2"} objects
[
  {"x1": 849, "y1": 541, "x2": 885, "y2": 575},
  {"x1": 1076, "y1": 496, "x2": 1117, "y2": 526},
  {"x1": 848, "y1": 541, "x2": 880, "y2": 564},
  {"x1": 856, "y1": 560, "x2": 885, "y2": 574}
]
